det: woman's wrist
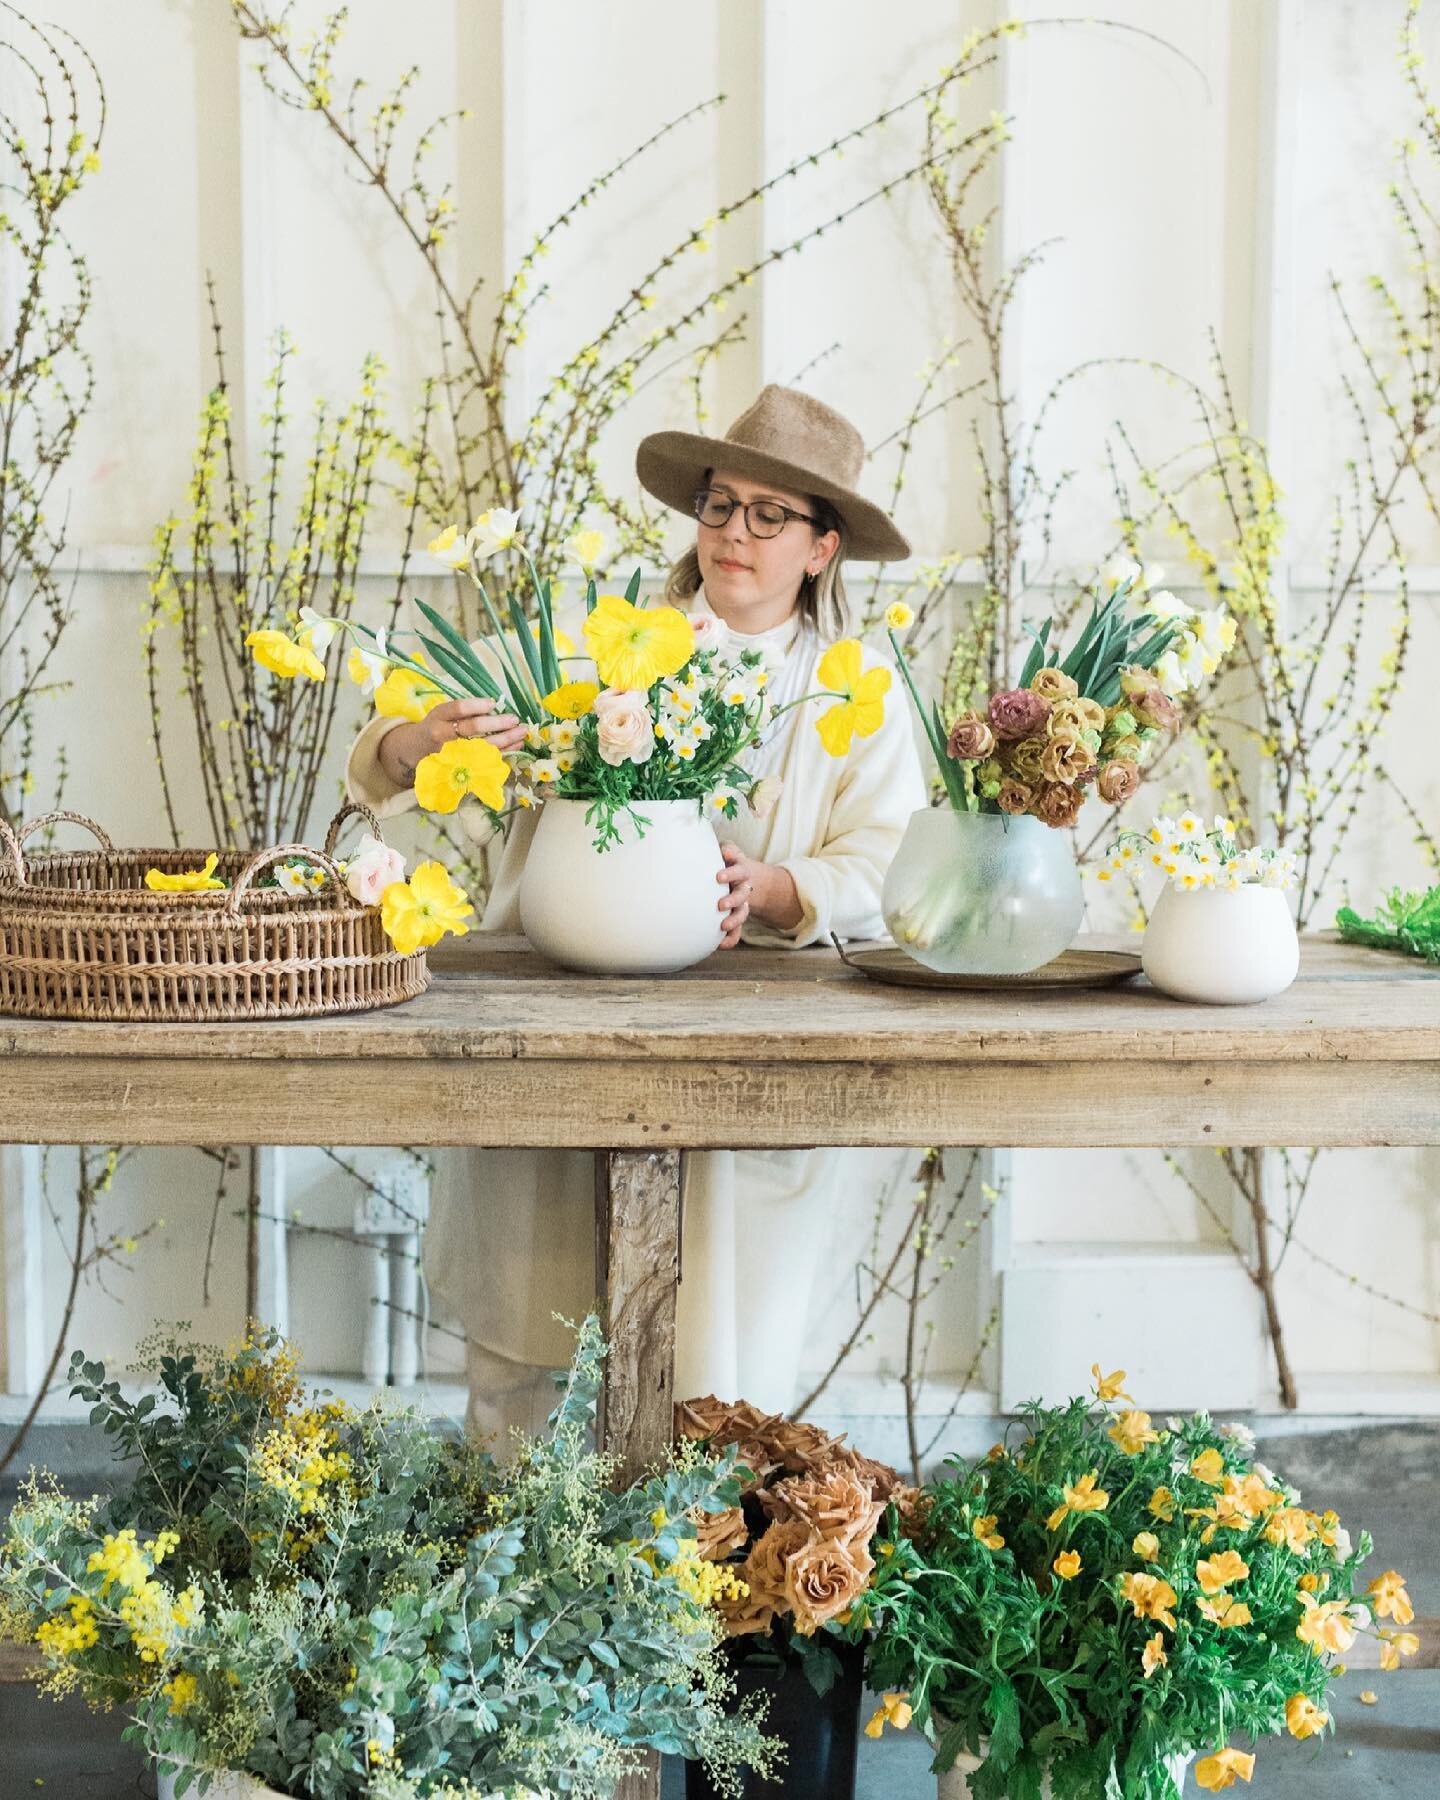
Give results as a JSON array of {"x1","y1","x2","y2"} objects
[
  {"x1": 377, "y1": 723, "x2": 427, "y2": 791},
  {"x1": 751, "y1": 861, "x2": 803, "y2": 932}
]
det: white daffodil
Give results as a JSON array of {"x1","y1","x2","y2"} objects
[
  {"x1": 276, "y1": 862, "x2": 322, "y2": 896},
  {"x1": 467, "y1": 507, "x2": 522, "y2": 562},
  {"x1": 347, "y1": 643, "x2": 389, "y2": 693},
  {"x1": 297, "y1": 606, "x2": 338, "y2": 657},
  {"x1": 528, "y1": 757, "x2": 561, "y2": 785},
  {"x1": 1153, "y1": 648, "x2": 1189, "y2": 696},
  {"x1": 565, "y1": 527, "x2": 607, "y2": 573},
  {"x1": 548, "y1": 719, "x2": 580, "y2": 752},
  {"x1": 426, "y1": 524, "x2": 471, "y2": 570},
  {"x1": 1192, "y1": 606, "x2": 1237, "y2": 660},
  {"x1": 1145, "y1": 588, "x2": 1194, "y2": 624},
  {"x1": 1104, "y1": 556, "x2": 1142, "y2": 589},
  {"x1": 1176, "y1": 811, "x2": 1205, "y2": 839},
  {"x1": 1141, "y1": 563, "x2": 1166, "y2": 589}
]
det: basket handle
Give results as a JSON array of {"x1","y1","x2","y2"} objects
[
  {"x1": 2, "y1": 811, "x2": 116, "y2": 888},
  {"x1": 0, "y1": 818, "x2": 22, "y2": 885},
  {"x1": 323, "y1": 801, "x2": 384, "y2": 860},
  {"x1": 225, "y1": 845, "x2": 356, "y2": 917}
]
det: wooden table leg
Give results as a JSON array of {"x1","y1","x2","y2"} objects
[{"x1": 594, "y1": 1148, "x2": 681, "y2": 1800}]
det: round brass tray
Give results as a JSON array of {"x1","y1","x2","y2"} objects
[{"x1": 831, "y1": 937, "x2": 1142, "y2": 991}]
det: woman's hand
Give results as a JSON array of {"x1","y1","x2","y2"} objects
[
  {"x1": 716, "y1": 842, "x2": 803, "y2": 948},
  {"x1": 378, "y1": 697, "x2": 529, "y2": 790}
]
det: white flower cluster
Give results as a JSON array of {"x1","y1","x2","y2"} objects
[
  {"x1": 1101, "y1": 811, "x2": 1298, "y2": 894},
  {"x1": 1104, "y1": 559, "x2": 1237, "y2": 697}
]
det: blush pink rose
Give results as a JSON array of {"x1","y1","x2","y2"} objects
[
  {"x1": 344, "y1": 833, "x2": 407, "y2": 906},
  {"x1": 594, "y1": 687, "x2": 656, "y2": 766}
]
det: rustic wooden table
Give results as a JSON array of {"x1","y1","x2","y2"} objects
[{"x1": 3, "y1": 932, "x2": 1438, "y2": 1797}]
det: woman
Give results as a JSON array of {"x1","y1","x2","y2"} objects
[{"x1": 346, "y1": 384, "x2": 926, "y2": 1433}]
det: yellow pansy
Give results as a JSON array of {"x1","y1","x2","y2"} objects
[
  {"x1": 414, "y1": 738, "x2": 510, "y2": 814},
  {"x1": 1045, "y1": 1470, "x2": 1110, "y2": 1531},
  {"x1": 1052, "y1": 1550, "x2": 1081, "y2": 1580},
  {"x1": 1284, "y1": 1693, "x2": 1329, "y2": 1740},
  {"x1": 884, "y1": 601, "x2": 914, "y2": 631},
  {"x1": 1092, "y1": 1364, "x2": 1133, "y2": 1403},
  {"x1": 543, "y1": 680, "x2": 599, "y2": 719},
  {"x1": 373, "y1": 660, "x2": 446, "y2": 722},
  {"x1": 246, "y1": 629, "x2": 326, "y2": 682},
  {"x1": 1132, "y1": 1532, "x2": 1160, "y2": 1562},
  {"x1": 1107, "y1": 1409, "x2": 1162, "y2": 1456},
  {"x1": 1196, "y1": 1595, "x2": 1253, "y2": 1629},
  {"x1": 1190, "y1": 1448, "x2": 1226, "y2": 1486},
  {"x1": 973, "y1": 1514, "x2": 1005, "y2": 1551},
  {"x1": 1380, "y1": 1630, "x2": 1420, "y2": 1669},
  {"x1": 1196, "y1": 1550, "x2": 1250, "y2": 1596},
  {"x1": 1120, "y1": 1572, "x2": 1178, "y2": 1631},
  {"x1": 1148, "y1": 1486, "x2": 1176, "y2": 1522},
  {"x1": 1294, "y1": 1593, "x2": 1356, "y2": 1655},
  {"x1": 1141, "y1": 1632, "x2": 1167, "y2": 1678},
  {"x1": 1264, "y1": 1506, "x2": 1315, "y2": 1554},
  {"x1": 583, "y1": 593, "x2": 694, "y2": 689},
  {"x1": 145, "y1": 853, "x2": 226, "y2": 893},
  {"x1": 863, "y1": 1692, "x2": 913, "y2": 1738},
  {"x1": 814, "y1": 639, "x2": 891, "y2": 756},
  {"x1": 1368, "y1": 1571, "x2": 1415, "y2": 1625},
  {"x1": 1195, "y1": 1747, "x2": 1255, "y2": 1791},
  {"x1": 380, "y1": 862, "x2": 475, "y2": 956}
]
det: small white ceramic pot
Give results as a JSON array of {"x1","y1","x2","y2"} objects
[
  {"x1": 158, "y1": 1774, "x2": 287, "y2": 1800},
  {"x1": 518, "y1": 796, "x2": 726, "y2": 976},
  {"x1": 936, "y1": 1743, "x2": 1191, "y2": 1799},
  {"x1": 1141, "y1": 882, "x2": 1299, "y2": 1004}
]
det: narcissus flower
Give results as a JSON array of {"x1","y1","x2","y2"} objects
[
  {"x1": 1195, "y1": 1747, "x2": 1255, "y2": 1791},
  {"x1": 884, "y1": 601, "x2": 914, "y2": 631},
  {"x1": 584, "y1": 594, "x2": 694, "y2": 690},
  {"x1": 1284, "y1": 1693, "x2": 1330, "y2": 1740},
  {"x1": 467, "y1": 508, "x2": 521, "y2": 561},
  {"x1": 426, "y1": 524, "x2": 470, "y2": 569},
  {"x1": 1368, "y1": 1571, "x2": 1415, "y2": 1625},
  {"x1": 380, "y1": 862, "x2": 474, "y2": 956},
  {"x1": 145, "y1": 853, "x2": 226, "y2": 893},
  {"x1": 414, "y1": 737, "x2": 510, "y2": 815},
  {"x1": 815, "y1": 638, "x2": 891, "y2": 756},
  {"x1": 347, "y1": 644, "x2": 389, "y2": 693},
  {"x1": 373, "y1": 661, "x2": 446, "y2": 722},
  {"x1": 1052, "y1": 1551, "x2": 1081, "y2": 1580},
  {"x1": 1120, "y1": 1572, "x2": 1178, "y2": 1631},
  {"x1": 543, "y1": 680, "x2": 599, "y2": 719},
  {"x1": 246, "y1": 629, "x2": 325, "y2": 682},
  {"x1": 533, "y1": 621, "x2": 578, "y2": 657},
  {"x1": 565, "y1": 528, "x2": 607, "y2": 573}
]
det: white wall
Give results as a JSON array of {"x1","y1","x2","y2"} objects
[{"x1": 2, "y1": 0, "x2": 1437, "y2": 1418}]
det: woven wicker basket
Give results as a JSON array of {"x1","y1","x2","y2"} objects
[{"x1": 0, "y1": 803, "x2": 431, "y2": 1022}]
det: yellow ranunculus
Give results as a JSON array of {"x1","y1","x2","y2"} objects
[
  {"x1": 863, "y1": 1692, "x2": 912, "y2": 1738},
  {"x1": 145, "y1": 853, "x2": 226, "y2": 893},
  {"x1": 246, "y1": 629, "x2": 326, "y2": 682},
  {"x1": 1147, "y1": 1486, "x2": 1176, "y2": 1522},
  {"x1": 1380, "y1": 1629, "x2": 1420, "y2": 1668},
  {"x1": 380, "y1": 862, "x2": 474, "y2": 956},
  {"x1": 814, "y1": 638, "x2": 891, "y2": 756},
  {"x1": 1197, "y1": 1595, "x2": 1253, "y2": 1629},
  {"x1": 1284, "y1": 1693, "x2": 1329, "y2": 1741},
  {"x1": 373, "y1": 660, "x2": 446, "y2": 722},
  {"x1": 1052, "y1": 1550, "x2": 1081, "y2": 1580},
  {"x1": 1141, "y1": 1632, "x2": 1167, "y2": 1678},
  {"x1": 1264, "y1": 1506, "x2": 1315, "y2": 1554},
  {"x1": 543, "y1": 680, "x2": 599, "y2": 719},
  {"x1": 583, "y1": 594, "x2": 694, "y2": 689},
  {"x1": 884, "y1": 601, "x2": 915, "y2": 631},
  {"x1": 1107, "y1": 1409, "x2": 1162, "y2": 1457},
  {"x1": 414, "y1": 738, "x2": 510, "y2": 815},
  {"x1": 1295, "y1": 1592, "x2": 1356, "y2": 1654},
  {"x1": 1195, "y1": 1748, "x2": 1255, "y2": 1791},
  {"x1": 1045, "y1": 1469, "x2": 1110, "y2": 1531}
]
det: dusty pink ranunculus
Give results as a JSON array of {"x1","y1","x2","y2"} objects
[
  {"x1": 344, "y1": 833, "x2": 407, "y2": 906},
  {"x1": 594, "y1": 687, "x2": 656, "y2": 766},
  {"x1": 987, "y1": 687, "x2": 1051, "y2": 741}
]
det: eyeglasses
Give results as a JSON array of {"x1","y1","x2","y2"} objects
[{"x1": 693, "y1": 487, "x2": 819, "y2": 539}]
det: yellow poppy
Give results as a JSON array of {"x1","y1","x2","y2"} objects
[
  {"x1": 543, "y1": 680, "x2": 600, "y2": 720},
  {"x1": 1132, "y1": 1532, "x2": 1160, "y2": 1562},
  {"x1": 814, "y1": 639, "x2": 891, "y2": 756},
  {"x1": 1092, "y1": 1364, "x2": 1133, "y2": 1403},
  {"x1": 145, "y1": 853, "x2": 226, "y2": 894},
  {"x1": 1190, "y1": 1448, "x2": 1226, "y2": 1487},
  {"x1": 414, "y1": 738, "x2": 510, "y2": 815},
  {"x1": 863, "y1": 1692, "x2": 912, "y2": 1739},
  {"x1": 1045, "y1": 1470, "x2": 1110, "y2": 1531},
  {"x1": 380, "y1": 862, "x2": 474, "y2": 956},
  {"x1": 1196, "y1": 1595, "x2": 1253, "y2": 1629},
  {"x1": 583, "y1": 594, "x2": 694, "y2": 690},
  {"x1": 1148, "y1": 1486, "x2": 1176, "y2": 1522},
  {"x1": 374, "y1": 660, "x2": 446, "y2": 722},
  {"x1": 246, "y1": 629, "x2": 325, "y2": 683}
]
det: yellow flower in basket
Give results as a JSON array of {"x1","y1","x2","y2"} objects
[
  {"x1": 145, "y1": 853, "x2": 227, "y2": 893},
  {"x1": 246, "y1": 630, "x2": 326, "y2": 683},
  {"x1": 814, "y1": 639, "x2": 891, "y2": 756},
  {"x1": 583, "y1": 594, "x2": 694, "y2": 690},
  {"x1": 380, "y1": 862, "x2": 474, "y2": 956},
  {"x1": 414, "y1": 738, "x2": 510, "y2": 815}
]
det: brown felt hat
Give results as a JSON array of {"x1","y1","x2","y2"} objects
[{"x1": 635, "y1": 384, "x2": 911, "y2": 563}]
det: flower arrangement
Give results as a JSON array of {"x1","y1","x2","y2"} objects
[
  {"x1": 673, "y1": 1395, "x2": 919, "y2": 1694},
  {"x1": 1336, "y1": 882, "x2": 1440, "y2": 963},
  {"x1": 0, "y1": 1318, "x2": 778, "y2": 1800},
  {"x1": 862, "y1": 1364, "x2": 1417, "y2": 1799},
  {"x1": 245, "y1": 515, "x2": 889, "y2": 851},
  {"x1": 885, "y1": 564, "x2": 1232, "y2": 831},
  {"x1": 1100, "y1": 813, "x2": 1299, "y2": 895}
]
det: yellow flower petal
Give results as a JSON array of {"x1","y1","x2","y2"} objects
[
  {"x1": 583, "y1": 594, "x2": 694, "y2": 689},
  {"x1": 246, "y1": 629, "x2": 326, "y2": 683},
  {"x1": 543, "y1": 680, "x2": 599, "y2": 720},
  {"x1": 145, "y1": 853, "x2": 226, "y2": 893},
  {"x1": 374, "y1": 660, "x2": 446, "y2": 722},
  {"x1": 1195, "y1": 1748, "x2": 1255, "y2": 1791},
  {"x1": 380, "y1": 861, "x2": 474, "y2": 956},
  {"x1": 414, "y1": 738, "x2": 510, "y2": 814}
]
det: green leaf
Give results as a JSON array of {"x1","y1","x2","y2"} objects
[
  {"x1": 413, "y1": 599, "x2": 501, "y2": 699},
  {"x1": 624, "y1": 567, "x2": 643, "y2": 605},
  {"x1": 985, "y1": 1675, "x2": 1021, "y2": 1771}
]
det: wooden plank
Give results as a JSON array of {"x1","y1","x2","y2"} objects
[
  {"x1": 0, "y1": 1055, "x2": 1435, "y2": 1150},
  {"x1": 594, "y1": 1149, "x2": 680, "y2": 1486},
  {"x1": 0, "y1": 1642, "x2": 39, "y2": 1683}
]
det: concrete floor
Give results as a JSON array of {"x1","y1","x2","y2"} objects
[{"x1": 3, "y1": 1424, "x2": 1436, "y2": 1797}]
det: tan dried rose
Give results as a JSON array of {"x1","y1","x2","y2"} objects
[
  {"x1": 742, "y1": 1519, "x2": 813, "y2": 1613},
  {"x1": 675, "y1": 1395, "x2": 778, "y2": 1447},
  {"x1": 996, "y1": 779, "x2": 1034, "y2": 815},
  {"x1": 783, "y1": 1533, "x2": 876, "y2": 1636},
  {"x1": 1033, "y1": 780, "x2": 1085, "y2": 829},
  {"x1": 1048, "y1": 697, "x2": 1106, "y2": 738},
  {"x1": 1098, "y1": 758, "x2": 1141, "y2": 803},
  {"x1": 833, "y1": 1449, "x2": 905, "y2": 1502},
  {"x1": 690, "y1": 1504, "x2": 751, "y2": 1562},
  {"x1": 756, "y1": 1418, "x2": 846, "y2": 1475},
  {"x1": 891, "y1": 1486, "x2": 932, "y2": 1540},
  {"x1": 1042, "y1": 736, "x2": 1095, "y2": 784},
  {"x1": 1029, "y1": 666, "x2": 1079, "y2": 703},
  {"x1": 718, "y1": 1584, "x2": 778, "y2": 1637},
  {"x1": 764, "y1": 1467, "x2": 885, "y2": 1548},
  {"x1": 946, "y1": 711, "x2": 995, "y2": 761},
  {"x1": 1007, "y1": 737, "x2": 1048, "y2": 783}
]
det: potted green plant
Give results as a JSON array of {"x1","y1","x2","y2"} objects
[
  {"x1": 1, "y1": 1318, "x2": 779, "y2": 1798},
  {"x1": 862, "y1": 1365, "x2": 1418, "y2": 1797}
]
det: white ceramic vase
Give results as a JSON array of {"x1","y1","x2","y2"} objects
[
  {"x1": 936, "y1": 1746, "x2": 1192, "y2": 1799},
  {"x1": 1141, "y1": 883, "x2": 1299, "y2": 1004},
  {"x1": 882, "y1": 807, "x2": 1084, "y2": 975},
  {"x1": 518, "y1": 796, "x2": 725, "y2": 976}
]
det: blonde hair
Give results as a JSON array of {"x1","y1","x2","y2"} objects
[{"x1": 663, "y1": 490, "x2": 850, "y2": 638}]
